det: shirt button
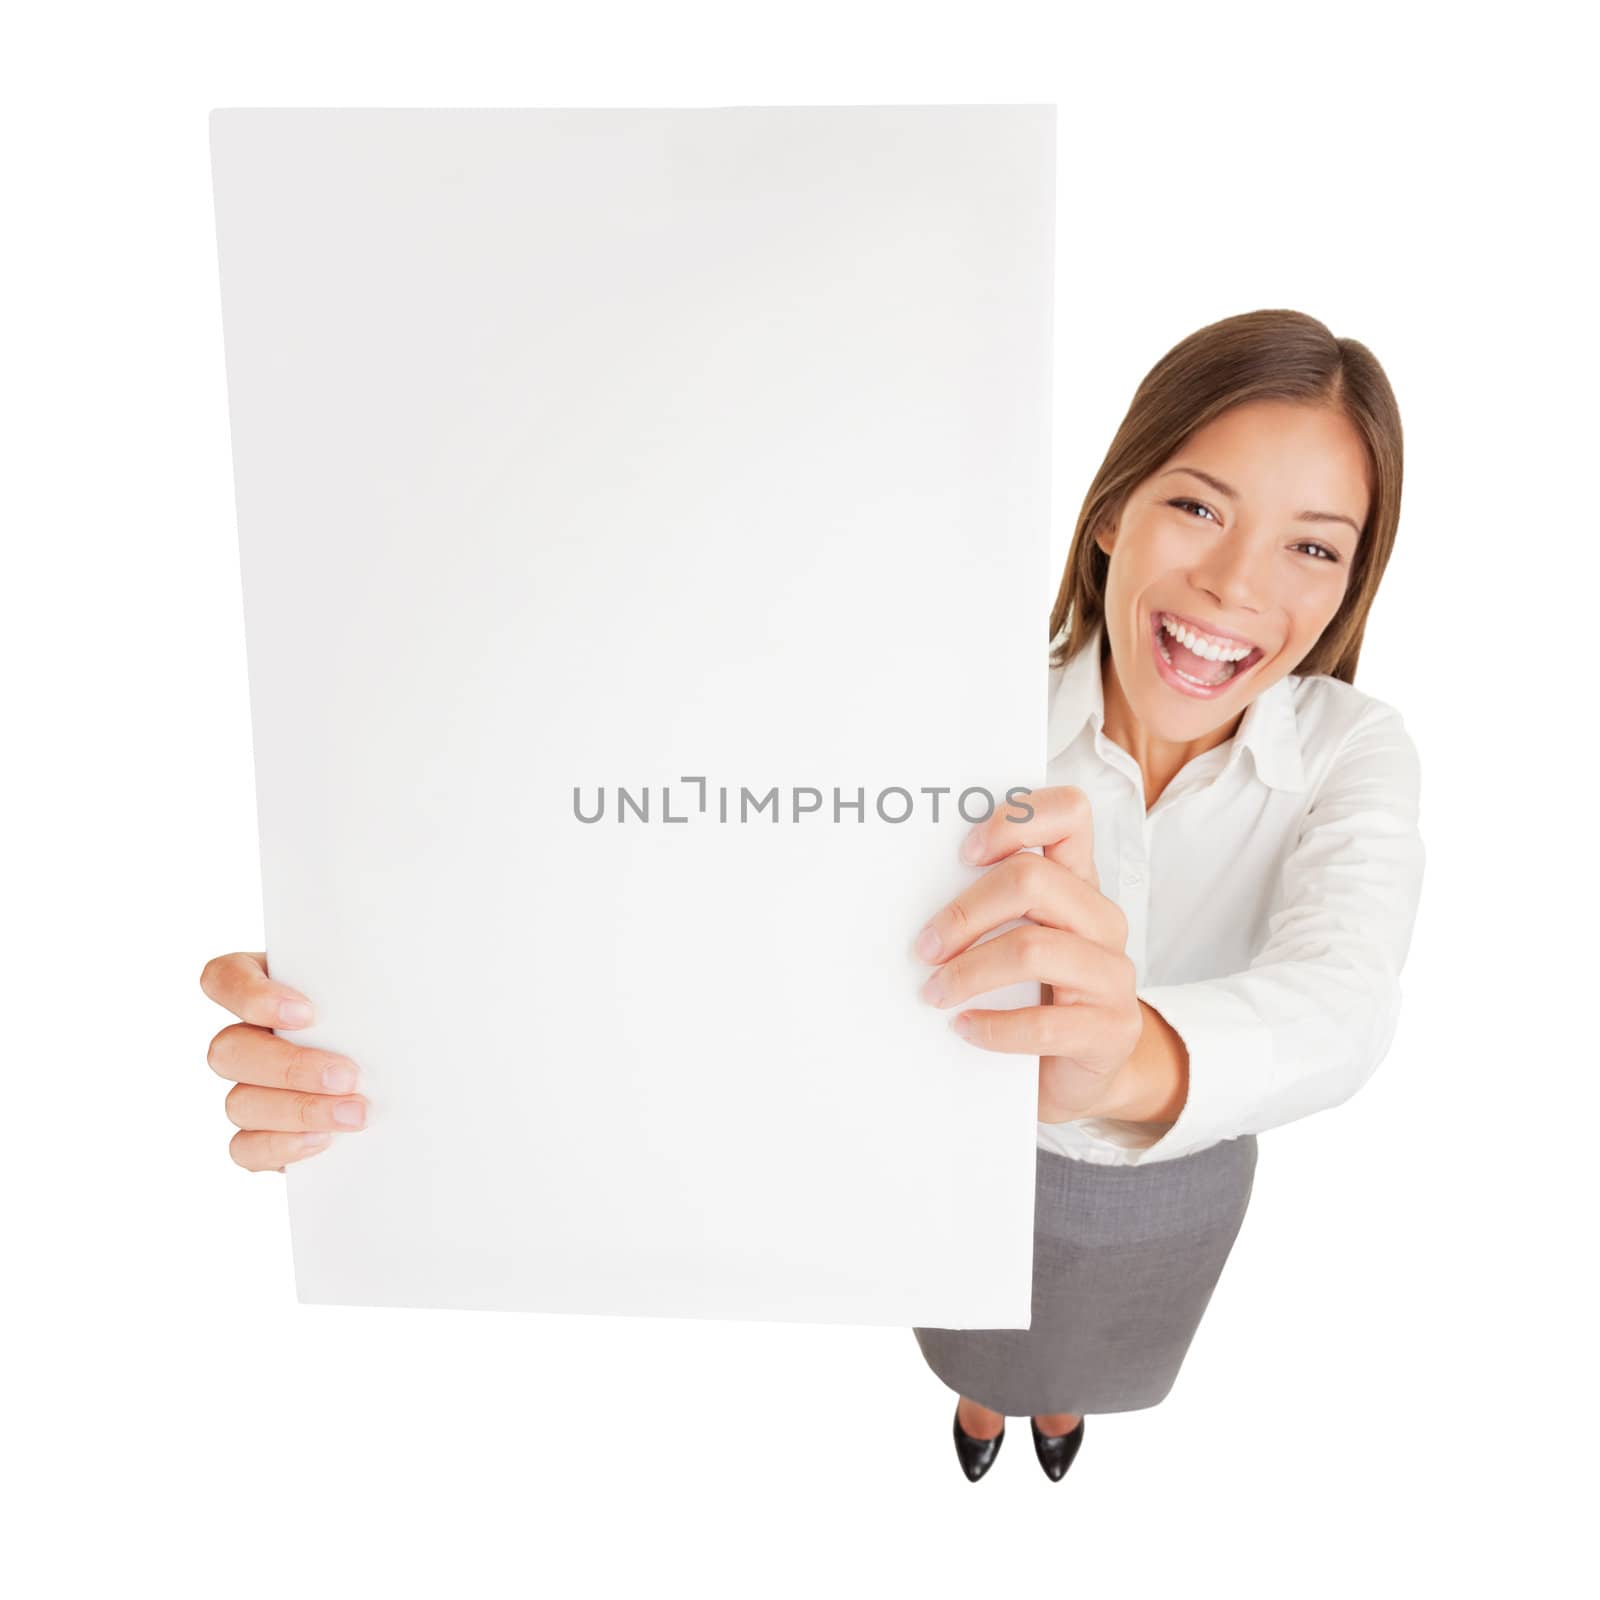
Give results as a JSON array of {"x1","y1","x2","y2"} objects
[{"x1": 1122, "y1": 868, "x2": 1144, "y2": 887}]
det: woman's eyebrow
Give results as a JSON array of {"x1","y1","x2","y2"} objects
[
  {"x1": 1159, "y1": 466, "x2": 1361, "y2": 535},
  {"x1": 1161, "y1": 465, "x2": 1238, "y2": 500}
]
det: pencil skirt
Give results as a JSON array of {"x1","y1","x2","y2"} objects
[{"x1": 912, "y1": 1133, "x2": 1258, "y2": 1416}]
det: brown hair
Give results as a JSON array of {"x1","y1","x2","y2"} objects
[{"x1": 1047, "y1": 309, "x2": 1403, "y2": 683}]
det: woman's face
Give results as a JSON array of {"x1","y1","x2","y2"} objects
[{"x1": 1094, "y1": 397, "x2": 1369, "y2": 742}]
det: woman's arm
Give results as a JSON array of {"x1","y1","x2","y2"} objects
[{"x1": 1059, "y1": 700, "x2": 1426, "y2": 1161}]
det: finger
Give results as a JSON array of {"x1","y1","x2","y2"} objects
[
  {"x1": 922, "y1": 922, "x2": 1129, "y2": 1012},
  {"x1": 206, "y1": 1021, "x2": 360, "y2": 1094},
  {"x1": 950, "y1": 998, "x2": 1129, "y2": 1064},
  {"x1": 199, "y1": 950, "x2": 317, "y2": 1030},
  {"x1": 960, "y1": 786, "x2": 1098, "y2": 888},
  {"x1": 229, "y1": 1128, "x2": 335, "y2": 1173},
  {"x1": 914, "y1": 850, "x2": 1126, "y2": 965},
  {"x1": 224, "y1": 1081, "x2": 369, "y2": 1134}
]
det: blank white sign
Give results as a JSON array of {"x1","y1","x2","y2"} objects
[{"x1": 210, "y1": 105, "x2": 1056, "y2": 1328}]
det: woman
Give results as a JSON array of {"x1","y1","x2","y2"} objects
[
  {"x1": 196, "y1": 307, "x2": 1425, "y2": 1484},
  {"x1": 910, "y1": 308, "x2": 1426, "y2": 1481}
]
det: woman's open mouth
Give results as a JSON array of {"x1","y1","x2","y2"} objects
[{"x1": 1149, "y1": 610, "x2": 1265, "y2": 698}]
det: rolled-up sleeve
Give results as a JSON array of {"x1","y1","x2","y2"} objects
[{"x1": 1090, "y1": 702, "x2": 1427, "y2": 1165}]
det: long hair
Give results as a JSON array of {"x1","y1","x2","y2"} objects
[{"x1": 1048, "y1": 309, "x2": 1404, "y2": 683}]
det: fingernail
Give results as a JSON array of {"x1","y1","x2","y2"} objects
[
  {"x1": 914, "y1": 924, "x2": 942, "y2": 963},
  {"x1": 919, "y1": 971, "x2": 946, "y2": 1006},
  {"x1": 299, "y1": 1131, "x2": 332, "y2": 1151},
  {"x1": 950, "y1": 1013, "x2": 975, "y2": 1038},
  {"x1": 322, "y1": 1063, "x2": 357, "y2": 1094},
  {"x1": 332, "y1": 1100, "x2": 366, "y2": 1128},
  {"x1": 278, "y1": 998, "x2": 314, "y2": 1027},
  {"x1": 959, "y1": 827, "x2": 984, "y2": 864}
]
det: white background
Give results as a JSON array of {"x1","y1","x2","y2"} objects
[{"x1": 4, "y1": 3, "x2": 1593, "y2": 1596}]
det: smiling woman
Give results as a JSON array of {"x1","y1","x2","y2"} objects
[
  {"x1": 910, "y1": 309, "x2": 1425, "y2": 1483},
  {"x1": 1090, "y1": 393, "x2": 1377, "y2": 773},
  {"x1": 1057, "y1": 310, "x2": 1402, "y2": 683}
]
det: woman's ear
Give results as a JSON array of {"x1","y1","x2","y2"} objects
[{"x1": 1092, "y1": 517, "x2": 1117, "y2": 559}]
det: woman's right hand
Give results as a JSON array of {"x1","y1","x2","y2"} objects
[{"x1": 199, "y1": 950, "x2": 368, "y2": 1173}]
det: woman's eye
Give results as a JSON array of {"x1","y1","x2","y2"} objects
[
  {"x1": 1170, "y1": 498, "x2": 1218, "y2": 523},
  {"x1": 1297, "y1": 542, "x2": 1340, "y2": 563}
]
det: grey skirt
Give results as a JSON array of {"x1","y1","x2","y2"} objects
[{"x1": 912, "y1": 1133, "x2": 1258, "y2": 1416}]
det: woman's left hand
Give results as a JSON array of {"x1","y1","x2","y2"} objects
[{"x1": 913, "y1": 784, "x2": 1145, "y2": 1122}]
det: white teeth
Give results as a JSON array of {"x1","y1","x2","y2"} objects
[
  {"x1": 1159, "y1": 613, "x2": 1254, "y2": 662},
  {"x1": 1155, "y1": 626, "x2": 1241, "y2": 687}
]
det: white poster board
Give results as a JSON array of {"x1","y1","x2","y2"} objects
[{"x1": 210, "y1": 105, "x2": 1056, "y2": 1327}]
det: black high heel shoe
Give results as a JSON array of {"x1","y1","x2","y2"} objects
[
  {"x1": 952, "y1": 1405, "x2": 1006, "y2": 1482},
  {"x1": 1029, "y1": 1414, "x2": 1085, "y2": 1481}
]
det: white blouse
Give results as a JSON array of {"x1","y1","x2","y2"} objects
[{"x1": 1037, "y1": 621, "x2": 1426, "y2": 1167}]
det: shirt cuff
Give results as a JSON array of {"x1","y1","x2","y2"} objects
[
  {"x1": 1108, "y1": 982, "x2": 1278, "y2": 1164},
  {"x1": 1057, "y1": 1114, "x2": 1174, "y2": 1153}
]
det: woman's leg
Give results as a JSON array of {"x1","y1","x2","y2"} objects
[
  {"x1": 1033, "y1": 1411, "x2": 1082, "y2": 1437},
  {"x1": 955, "y1": 1395, "x2": 1005, "y2": 1439}
]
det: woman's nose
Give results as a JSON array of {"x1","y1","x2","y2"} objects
[{"x1": 1191, "y1": 539, "x2": 1273, "y2": 613}]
